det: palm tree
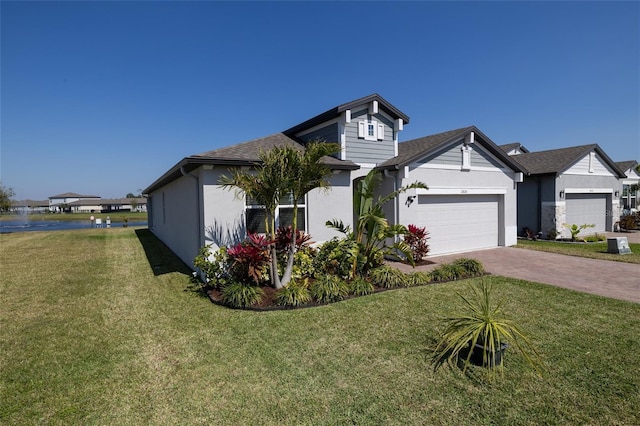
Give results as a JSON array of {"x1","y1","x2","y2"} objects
[
  {"x1": 220, "y1": 141, "x2": 339, "y2": 288},
  {"x1": 279, "y1": 141, "x2": 340, "y2": 286}
]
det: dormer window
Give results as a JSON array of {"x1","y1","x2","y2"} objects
[{"x1": 358, "y1": 120, "x2": 385, "y2": 141}]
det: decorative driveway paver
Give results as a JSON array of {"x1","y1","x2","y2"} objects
[{"x1": 394, "y1": 231, "x2": 640, "y2": 304}]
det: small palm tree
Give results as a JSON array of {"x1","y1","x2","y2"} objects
[
  {"x1": 327, "y1": 169, "x2": 427, "y2": 275},
  {"x1": 220, "y1": 141, "x2": 339, "y2": 288}
]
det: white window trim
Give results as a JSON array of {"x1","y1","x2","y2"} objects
[{"x1": 358, "y1": 119, "x2": 384, "y2": 141}]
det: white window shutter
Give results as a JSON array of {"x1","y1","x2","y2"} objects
[
  {"x1": 358, "y1": 121, "x2": 365, "y2": 138},
  {"x1": 377, "y1": 123, "x2": 384, "y2": 140}
]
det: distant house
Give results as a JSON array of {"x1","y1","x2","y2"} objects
[
  {"x1": 503, "y1": 144, "x2": 626, "y2": 238},
  {"x1": 616, "y1": 160, "x2": 640, "y2": 212},
  {"x1": 145, "y1": 94, "x2": 525, "y2": 267},
  {"x1": 100, "y1": 198, "x2": 147, "y2": 213},
  {"x1": 10, "y1": 199, "x2": 49, "y2": 213},
  {"x1": 49, "y1": 192, "x2": 101, "y2": 213}
]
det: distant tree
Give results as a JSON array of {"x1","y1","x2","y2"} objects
[
  {"x1": 0, "y1": 183, "x2": 15, "y2": 212},
  {"x1": 126, "y1": 193, "x2": 136, "y2": 198},
  {"x1": 636, "y1": 163, "x2": 640, "y2": 174}
]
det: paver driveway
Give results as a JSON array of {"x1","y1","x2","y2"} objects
[{"x1": 394, "y1": 231, "x2": 640, "y2": 303}]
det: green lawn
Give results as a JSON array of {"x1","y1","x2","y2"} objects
[
  {"x1": 1, "y1": 228, "x2": 639, "y2": 425},
  {"x1": 517, "y1": 238, "x2": 640, "y2": 264}
]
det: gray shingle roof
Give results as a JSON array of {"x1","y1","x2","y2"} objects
[
  {"x1": 499, "y1": 142, "x2": 529, "y2": 154},
  {"x1": 509, "y1": 144, "x2": 626, "y2": 177},
  {"x1": 283, "y1": 93, "x2": 410, "y2": 136},
  {"x1": 49, "y1": 192, "x2": 100, "y2": 199},
  {"x1": 615, "y1": 160, "x2": 638, "y2": 173},
  {"x1": 144, "y1": 133, "x2": 359, "y2": 194},
  {"x1": 377, "y1": 126, "x2": 526, "y2": 173}
]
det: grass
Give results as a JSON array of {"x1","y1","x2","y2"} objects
[
  {"x1": 517, "y1": 238, "x2": 640, "y2": 264},
  {"x1": 0, "y1": 211, "x2": 147, "y2": 224},
  {"x1": 1, "y1": 228, "x2": 639, "y2": 425}
]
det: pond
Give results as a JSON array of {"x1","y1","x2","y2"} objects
[{"x1": 0, "y1": 219, "x2": 148, "y2": 234}]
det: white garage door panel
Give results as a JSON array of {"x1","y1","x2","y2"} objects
[
  {"x1": 565, "y1": 194, "x2": 606, "y2": 233},
  {"x1": 416, "y1": 194, "x2": 499, "y2": 255}
]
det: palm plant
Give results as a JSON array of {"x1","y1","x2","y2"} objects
[
  {"x1": 432, "y1": 280, "x2": 542, "y2": 374},
  {"x1": 220, "y1": 141, "x2": 338, "y2": 288},
  {"x1": 327, "y1": 169, "x2": 427, "y2": 275}
]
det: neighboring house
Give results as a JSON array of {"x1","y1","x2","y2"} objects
[
  {"x1": 504, "y1": 145, "x2": 626, "y2": 238},
  {"x1": 615, "y1": 160, "x2": 639, "y2": 213},
  {"x1": 100, "y1": 198, "x2": 147, "y2": 213},
  {"x1": 145, "y1": 94, "x2": 526, "y2": 267},
  {"x1": 49, "y1": 192, "x2": 101, "y2": 213}
]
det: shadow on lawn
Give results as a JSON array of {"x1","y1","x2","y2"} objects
[{"x1": 135, "y1": 229, "x2": 193, "y2": 276}]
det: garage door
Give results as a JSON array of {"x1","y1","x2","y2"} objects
[
  {"x1": 416, "y1": 194, "x2": 499, "y2": 255},
  {"x1": 565, "y1": 193, "x2": 607, "y2": 233}
]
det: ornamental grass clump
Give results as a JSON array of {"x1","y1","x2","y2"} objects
[
  {"x1": 432, "y1": 280, "x2": 542, "y2": 375},
  {"x1": 407, "y1": 271, "x2": 432, "y2": 287},
  {"x1": 369, "y1": 265, "x2": 409, "y2": 288},
  {"x1": 221, "y1": 281, "x2": 264, "y2": 308},
  {"x1": 274, "y1": 278, "x2": 312, "y2": 307},
  {"x1": 452, "y1": 258, "x2": 485, "y2": 277},
  {"x1": 348, "y1": 276, "x2": 374, "y2": 296},
  {"x1": 310, "y1": 274, "x2": 349, "y2": 303}
]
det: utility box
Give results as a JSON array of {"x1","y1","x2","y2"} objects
[{"x1": 607, "y1": 237, "x2": 632, "y2": 255}]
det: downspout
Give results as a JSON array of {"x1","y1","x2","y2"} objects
[{"x1": 181, "y1": 165, "x2": 204, "y2": 250}]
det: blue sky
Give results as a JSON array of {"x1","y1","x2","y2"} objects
[{"x1": 2, "y1": 1, "x2": 638, "y2": 200}]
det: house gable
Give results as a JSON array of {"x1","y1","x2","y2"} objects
[
  {"x1": 284, "y1": 93, "x2": 409, "y2": 166},
  {"x1": 416, "y1": 139, "x2": 506, "y2": 171},
  {"x1": 563, "y1": 151, "x2": 619, "y2": 178}
]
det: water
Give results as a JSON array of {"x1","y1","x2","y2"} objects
[{"x1": 0, "y1": 219, "x2": 148, "y2": 234}]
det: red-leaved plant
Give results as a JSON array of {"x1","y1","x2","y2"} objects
[
  {"x1": 274, "y1": 226, "x2": 313, "y2": 253},
  {"x1": 227, "y1": 232, "x2": 272, "y2": 285},
  {"x1": 404, "y1": 224, "x2": 430, "y2": 262}
]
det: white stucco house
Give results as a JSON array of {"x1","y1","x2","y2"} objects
[{"x1": 144, "y1": 94, "x2": 526, "y2": 268}]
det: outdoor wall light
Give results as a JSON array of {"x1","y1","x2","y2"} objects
[
  {"x1": 406, "y1": 196, "x2": 416, "y2": 207},
  {"x1": 615, "y1": 190, "x2": 620, "y2": 197},
  {"x1": 559, "y1": 190, "x2": 564, "y2": 199}
]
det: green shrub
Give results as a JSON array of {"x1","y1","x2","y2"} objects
[
  {"x1": 369, "y1": 265, "x2": 409, "y2": 288},
  {"x1": 310, "y1": 274, "x2": 349, "y2": 303},
  {"x1": 193, "y1": 245, "x2": 230, "y2": 289},
  {"x1": 313, "y1": 238, "x2": 363, "y2": 279},
  {"x1": 408, "y1": 271, "x2": 432, "y2": 286},
  {"x1": 348, "y1": 276, "x2": 374, "y2": 296},
  {"x1": 274, "y1": 278, "x2": 312, "y2": 307},
  {"x1": 221, "y1": 282, "x2": 264, "y2": 308},
  {"x1": 452, "y1": 258, "x2": 485, "y2": 277},
  {"x1": 583, "y1": 233, "x2": 606, "y2": 242}
]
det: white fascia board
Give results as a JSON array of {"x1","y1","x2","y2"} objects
[
  {"x1": 356, "y1": 162, "x2": 379, "y2": 169},
  {"x1": 294, "y1": 117, "x2": 341, "y2": 138},
  {"x1": 416, "y1": 187, "x2": 507, "y2": 195},
  {"x1": 563, "y1": 187, "x2": 614, "y2": 194}
]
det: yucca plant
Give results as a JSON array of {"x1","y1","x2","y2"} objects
[
  {"x1": 221, "y1": 281, "x2": 264, "y2": 308},
  {"x1": 369, "y1": 265, "x2": 409, "y2": 288},
  {"x1": 432, "y1": 280, "x2": 542, "y2": 374},
  {"x1": 274, "y1": 278, "x2": 312, "y2": 307}
]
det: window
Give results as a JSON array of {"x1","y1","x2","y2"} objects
[
  {"x1": 622, "y1": 184, "x2": 638, "y2": 210},
  {"x1": 245, "y1": 193, "x2": 305, "y2": 233},
  {"x1": 358, "y1": 120, "x2": 385, "y2": 141}
]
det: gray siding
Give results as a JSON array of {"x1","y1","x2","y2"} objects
[
  {"x1": 473, "y1": 147, "x2": 503, "y2": 168},
  {"x1": 299, "y1": 123, "x2": 339, "y2": 144},
  {"x1": 344, "y1": 109, "x2": 396, "y2": 164},
  {"x1": 418, "y1": 142, "x2": 464, "y2": 165},
  {"x1": 517, "y1": 179, "x2": 542, "y2": 233}
]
